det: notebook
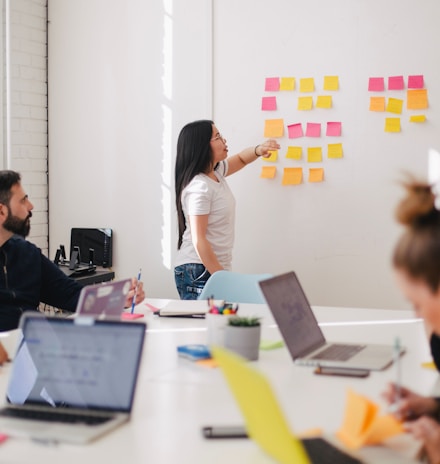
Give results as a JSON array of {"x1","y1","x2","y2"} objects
[
  {"x1": 155, "y1": 299, "x2": 209, "y2": 318},
  {"x1": 259, "y1": 272, "x2": 402, "y2": 371},
  {"x1": 0, "y1": 313, "x2": 146, "y2": 444},
  {"x1": 212, "y1": 346, "x2": 363, "y2": 464},
  {"x1": 75, "y1": 278, "x2": 131, "y2": 319}
]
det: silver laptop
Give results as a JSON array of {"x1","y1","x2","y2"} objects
[
  {"x1": 0, "y1": 313, "x2": 146, "y2": 444},
  {"x1": 259, "y1": 271, "x2": 402, "y2": 371}
]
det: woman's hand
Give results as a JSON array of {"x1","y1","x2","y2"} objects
[
  {"x1": 406, "y1": 416, "x2": 440, "y2": 464},
  {"x1": 124, "y1": 278, "x2": 145, "y2": 308},
  {"x1": 256, "y1": 139, "x2": 280, "y2": 158}
]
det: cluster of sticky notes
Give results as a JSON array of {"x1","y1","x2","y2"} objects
[
  {"x1": 368, "y1": 74, "x2": 428, "y2": 132},
  {"x1": 336, "y1": 389, "x2": 404, "y2": 449}
]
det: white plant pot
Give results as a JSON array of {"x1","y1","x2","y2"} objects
[{"x1": 224, "y1": 325, "x2": 261, "y2": 361}]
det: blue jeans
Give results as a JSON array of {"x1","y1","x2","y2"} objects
[{"x1": 174, "y1": 263, "x2": 211, "y2": 300}]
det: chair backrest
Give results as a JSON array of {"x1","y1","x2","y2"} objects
[{"x1": 198, "y1": 271, "x2": 272, "y2": 304}]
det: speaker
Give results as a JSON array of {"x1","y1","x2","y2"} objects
[{"x1": 70, "y1": 228, "x2": 113, "y2": 268}]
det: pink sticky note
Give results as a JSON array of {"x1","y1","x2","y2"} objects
[
  {"x1": 305, "y1": 122, "x2": 321, "y2": 137},
  {"x1": 368, "y1": 77, "x2": 385, "y2": 91},
  {"x1": 388, "y1": 76, "x2": 404, "y2": 90},
  {"x1": 408, "y1": 75, "x2": 424, "y2": 89},
  {"x1": 326, "y1": 121, "x2": 342, "y2": 137},
  {"x1": 288, "y1": 123, "x2": 303, "y2": 139},
  {"x1": 261, "y1": 96, "x2": 277, "y2": 111},
  {"x1": 265, "y1": 77, "x2": 280, "y2": 91}
]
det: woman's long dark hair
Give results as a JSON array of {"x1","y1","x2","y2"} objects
[{"x1": 175, "y1": 120, "x2": 214, "y2": 249}]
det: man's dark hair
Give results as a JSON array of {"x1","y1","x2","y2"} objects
[{"x1": 0, "y1": 170, "x2": 21, "y2": 206}]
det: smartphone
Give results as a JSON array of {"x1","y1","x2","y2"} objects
[
  {"x1": 202, "y1": 426, "x2": 248, "y2": 439},
  {"x1": 314, "y1": 366, "x2": 370, "y2": 378}
]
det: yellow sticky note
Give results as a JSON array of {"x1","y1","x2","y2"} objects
[
  {"x1": 260, "y1": 166, "x2": 277, "y2": 179},
  {"x1": 308, "y1": 168, "x2": 324, "y2": 183},
  {"x1": 410, "y1": 114, "x2": 426, "y2": 123},
  {"x1": 407, "y1": 89, "x2": 428, "y2": 110},
  {"x1": 286, "y1": 146, "x2": 302, "y2": 160},
  {"x1": 328, "y1": 143, "x2": 343, "y2": 159},
  {"x1": 264, "y1": 119, "x2": 284, "y2": 138},
  {"x1": 386, "y1": 98, "x2": 403, "y2": 114},
  {"x1": 299, "y1": 77, "x2": 314, "y2": 92},
  {"x1": 280, "y1": 77, "x2": 295, "y2": 91},
  {"x1": 316, "y1": 95, "x2": 332, "y2": 109},
  {"x1": 282, "y1": 167, "x2": 302, "y2": 185},
  {"x1": 298, "y1": 96, "x2": 313, "y2": 110},
  {"x1": 369, "y1": 96, "x2": 385, "y2": 112},
  {"x1": 421, "y1": 360, "x2": 436, "y2": 369},
  {"x1": 385, "y1": 117, "x2": 401, "y2": 133},
  {"x1": 307, "y1": 147, "x2": 322, "y2": 163},
  {"x1": 323, "y1": 75, "x2": 339, "y2": 91},
  {"x1": 263, "y1": 150, "x2": 278, "y2": 162}
]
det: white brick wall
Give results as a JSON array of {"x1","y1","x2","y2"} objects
[{"x1": 8, "y1": 0, "x2": 48, "y2": 253}]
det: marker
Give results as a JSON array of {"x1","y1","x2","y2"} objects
[
  {"x1": 130, "y1": 268, "x2": 142, "y2": 314},
  {"x1": 389, "y1": 337, "x2": 401, "y2": 413}
]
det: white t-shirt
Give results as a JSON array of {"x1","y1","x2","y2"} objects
[{"x1": 175, "y1": 160, "x2": 236, "y2": 270}]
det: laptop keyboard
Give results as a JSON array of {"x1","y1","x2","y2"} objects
[
  {"x1": 302, "y1": 437, "x2": 363, "y2": 464},
  {"x1": 311, "y1": 344, "x2": 365, "y2": 361},
  {"x1": 0, "y1": 408, "x2": 112, "y2": 425}
]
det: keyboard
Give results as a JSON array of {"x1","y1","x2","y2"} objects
[
  {"x1": 311, "y1": 344, "x2": 365, "y2": 361},
  {"x1": 302, "y1": 437, "x2": 363, "y2": 464},
  {"x1": 0, "y1": 407, "x2": 111, "y2": 425}
]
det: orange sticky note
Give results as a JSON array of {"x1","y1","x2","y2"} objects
[
  {"x1": 369, "y1": 96, "x2": 385, "y2": 112},
  {"x1": 385, "y1": 118, "x2": 401, "y2": 133},
  {"x1": 386, "y1": 97, "x2": 403, "y2": 114},
  {"x1": 264, "y1": 119, "x2": 284, "y2": 138},
  {"x1": 286, "y1": 146, "x2": 302, "y2": 160},
  {"x1": 323, "y1": 75, "x2": 339, "y2": 91},
  {"x1": 282, "y1": 167, "x2": 302, "y2": 185},
  {"x1": 328, "y1": 143, "x2": 343, "y2": 159},
  {"x1": 260, "y1": 166, "x2": 277, "y2": 179},
  {"x1": 308, "y1": 168, "x2": 324, "y2": 183},
  {"x1": 316, "y1": 95, "x2": 332, "y2": 109},
  {"x1": 307, "y1": 147, "x2": 322, "y2": 163},
  {"x1": 299, "y1": 77, "x2": 314, "y2": 92},
  {"x1": 298, "y1": 96, "x2": 313, "y2": 110},
  {"x1": 280, "y1": 77, "x2": 295, "y2": 91},
  {"x1": 407, "y1": 89, "x2": 428, "y2": 110}
]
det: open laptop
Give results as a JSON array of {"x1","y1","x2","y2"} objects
[
  {"x1": 0, "y1": 313, "x2": 146, "y2": 444},
  {"x1": 212, "y1": 346, "x2": 363, "y2": 464},
  {"x1": 75, "y1": 278, "x2": 131, "y2": 319},
  {"x1": 259, "y1": 272, "x2": 401, "y2": 371}
]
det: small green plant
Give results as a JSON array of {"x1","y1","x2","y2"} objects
[{"x1": 227, "y1": 316, "x2": 261, "y2": 327}]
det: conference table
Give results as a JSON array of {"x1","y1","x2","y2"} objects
[{"x1": 0, "y1": 299, "x2": 437, "y2": 463}]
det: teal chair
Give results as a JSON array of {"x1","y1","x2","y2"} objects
[{"x1": 198, "y1": 271, "x2": 272, "y2": 304}]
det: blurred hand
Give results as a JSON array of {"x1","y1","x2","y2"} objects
[
  {"x1": 0, "y1": 343, "x2": 9, "y2": 364},
  {"x1": 124, "y1": 278, "x2": 145, "y2": 308},
  {"x1": 406, "y1": 416, "x2": 440, "y2": 464},
  {"x1": 258, "y1": 139, "x2": 281, "y2": 158}
]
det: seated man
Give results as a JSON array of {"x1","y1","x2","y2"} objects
[{"x1": 0, "y1": 170, "x2": 145, "y2": 331}]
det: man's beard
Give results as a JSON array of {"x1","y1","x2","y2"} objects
[{"x1": 3, "y1": 208, "x2": 32, "y2": 237}]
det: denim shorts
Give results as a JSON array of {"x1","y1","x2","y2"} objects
[{"x1": 174, "y1": 263, "x2": 211, "y2": 300}]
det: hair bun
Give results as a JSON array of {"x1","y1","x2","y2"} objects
[{"x1": 396, "y1": 178, "x2": 436, "y2": 226}]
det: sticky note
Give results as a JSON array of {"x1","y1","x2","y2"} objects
[
  {"x1": 286, "y1": 146, "x2": 302, "y2": 160},
  {"x1": 368, "y1": 77, "x2": 385, "y2": 91},
  {"x1": 408, "y1": 74, "x2": 424, "y2": 89},
  {"x1": 264, "y1": 119, "x2": 284, "y2": 138},
  {"x1": 307, "y1": 147, "x2": 322, "y2": 163},
  {"x1": 280, "y1": 77, "x2": 295, "y2": 91},
  {"x1": 298, "y1": 96, "x2": 313, "y2": 110},
  {"x1": 385, "y1": 117, "x2": 401, "y2": 133},
  {"x1": 299, "y1": 77, "x2": 315, "y2": 93},
  {"x1": 306, "y1": 122, "x2": 321, "y2": 137},
  {"x1": 316, "y1": 95, "x2": 332, "y2": 109},
  {"x1": 369, "y1": 96, "x2": 385, "y2": 112},
  {"x1": 326, "y1": 121, "x2": 342, "y2": 137},
  {"x1": 407, "y1": 89, "x2": 428, "y2": 109},
  {"x1": 410, "y1": 115, "x2": 426, "y2": 123},
  {"x1": 386, "y1": 98, "x2": 403, "y2": 114},
  {"x1": 309, "y1": 168, "x2": 324, "y2": 183},
  {"x1": 263, "y1": 150, "x2": 278, "y2": 162},
  {"x1": 282, "y1": 167, "x2": 302, "y2": 185},
  {"x1": 261, "y1": 96, "x2": 277, "y2": 111},
  {"x1": 388, "y1": 75, "x2": 404, "y2": 90},
  {"x1": 265, "y1": 77, "x2": 280, "y2": 91},
  {"x1": 260, "y1": 166, "x2": 277, "y2": 179},
  {"x1": 328, "y1": 143, "x2": 343, "y2": 159},
  {"x1": 288, "y1": 123, "x2": 303, "y2": 139},
  {"x1": 323, "y1": 75, "x2": 339, "y2": 91}
]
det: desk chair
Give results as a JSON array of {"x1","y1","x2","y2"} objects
[{"x1": 198, "y1": 271, "x2": 272, "y2": 304}]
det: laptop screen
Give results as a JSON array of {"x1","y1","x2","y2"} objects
[{"x1": 6, "y1": 315, "x2": 146, "y2": 412}]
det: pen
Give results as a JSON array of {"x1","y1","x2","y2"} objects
[
  {"x1": 131, "y1": 268, "x2": 142, "y2": 314},
  {"x1": 392, "y1": 336, "x2": 401, "y2": 411}
]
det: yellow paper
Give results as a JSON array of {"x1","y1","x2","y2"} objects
[
  {"x1": 323, "y1": 75, "x2": 339, "y2": 91},
  {"x1": 385, "y1": 117, "x2": 401, "y2": 133},
  {"x1": 410, "y1": 114, "x2": 426, "y2": 123},
  {"x1": 286, "y1": 146, "x2": 302, "y2": 160},
  {"x1": 280, "y1": 77, "x2": 295, "y2": 91},
  {"x1": 328, "y1": 143, "x2": 343, "y2": 159},
  {"x1": 421, "y1": 360, "x2": 436, "y2": 369},
  {"x1": 307, "y1": 147, "x2": 322, "y2": 163},
  {"x1": 308, "y1": 168, "x2": 324, "y2": 183},
  {"x1": 299, "y1": 77, "x2": 314, "y2": 92},
  {"x1": 260, "y1": 166, "x2": 277, "y2": 179},
  {"x1": 262, "y1": 150, "x2": 278, "y2": 162},
  {"x1": 282, "y1": 167, "x2": 302, "y2": 185},
  {"x1": 316, "y1": 95, "x2": 332, "y2": 109},
  {"x1": 369, "y1": 96, "x2": 385, "y2": 112},
  {"x1": 298, "y1": 96, "x2": 313, "y2": 110},
  {"x1": 386, "y1": 97, "x2": 403, "y2": 114},
  {"x1": 407, "y1": 89, "x2": 428, "y2": 110},
  {"x1": 264, "y1": 119, "x2": 284, "y2": 138}
]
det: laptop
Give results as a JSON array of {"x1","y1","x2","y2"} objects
[
  {"x1": 212, "y1": 346, "x2": 363, "y2": 464},
  {"x1": 259, "y1": 272, "x2": 401, "y2": 371},
  {"x1": 0, "y1": 313, "x2": 146, "y2": 444},
  {"x1": 75, "y1": 278, "x2": 131, "y2": 319}
]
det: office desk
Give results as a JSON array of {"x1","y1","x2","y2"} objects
[
  {"x1": 71, "y1": 267, "x2": 115, "y2": 286},
  {"x1": 0, "y1": 301, "x2": 435, "y2": 463}
]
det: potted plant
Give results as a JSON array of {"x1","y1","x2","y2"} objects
[{"x1": 224, "y1": 316, "x2": 261, "y2": 361}]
